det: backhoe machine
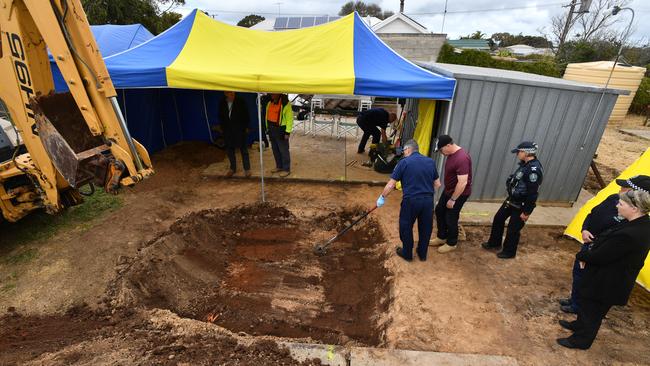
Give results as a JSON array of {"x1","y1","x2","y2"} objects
[{"x1": 0, "y1": 0, "x2": 154, "y2": 222}]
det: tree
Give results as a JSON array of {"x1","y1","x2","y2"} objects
[
  {"x1": 461, "y1": 30, "x2": 486, "y2": 40},
  {"x1": 81, "y1": 0, "x2": 185, "y2": 35},
  {"x1": 237, "y1": 14, "x2": 265, "y2": 28},
  {"x1": 491, "y1": 32, "x2": 552, "y2": 48},
  {"x1": 339, "y1": 1, "x2": 393, "y2": 20},
  {"x1": 545, "y1": 0, "x2": 632, "y2": 49}
]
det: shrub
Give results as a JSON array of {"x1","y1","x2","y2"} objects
[
  {"x1": 629, "y1": 77, "x2": 650, "y2": 114},
  {"x1": 437, "y1": 43, "x2": 560, "y2": 77}
]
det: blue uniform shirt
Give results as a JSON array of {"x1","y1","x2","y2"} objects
[{"x1": 391, "y1": 152, "x2": 439, "y2": 199}]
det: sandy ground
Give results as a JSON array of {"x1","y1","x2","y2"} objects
[
  {"x1": 1, "y1": 114, "x2": 649, "y2": 365},
  {"x1": 583, "y1": 114, "x2": 649, "y2": 193}
]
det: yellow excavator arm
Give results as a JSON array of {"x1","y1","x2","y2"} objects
[{"x1": 0, "y1": 0, "x2": 154, "y2": 222}]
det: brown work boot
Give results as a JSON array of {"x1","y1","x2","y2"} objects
[
  {"x1": 271, "y1": 168, "x2": 282, "y2": 173},
  {"x1": 225, "y1": 170, "x2": 235, "y2": 178},
  {"x1": 279, "y1": 170, "x2": 291, "y2": 178},
  {"x1": 245, "y1": 170, "x2": 252, "y2": 178},
  {"x1": 429, "y1": 237, "x2": 446, "y2": 247},
  {"x1": 438, "y1": 244, "x2": 457, "y2": 253}
]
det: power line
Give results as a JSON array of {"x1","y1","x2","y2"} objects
[
  {"x1": 410, "y1": 2, "x2": 567, "y2": 16},
  {"x1": 177, "y1": 3, "x2": 568, "y2": 17}
]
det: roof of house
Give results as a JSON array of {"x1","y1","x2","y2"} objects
[
  {"x1": 447, "y1": 39, "x2": 490, "y2": 50},
  {"x1": 249, "y1": 15, "x2": 381, "y2": 31},
  {"x1": 372, "y1": 12, "x2": 429, "y2": 34}
]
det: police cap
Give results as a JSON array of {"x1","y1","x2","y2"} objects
[
  {"x1": 511, "y1": 141, "x2": 538, "y2": 154},
  {"x1": 616, "y1": 175, "x2": 650, "y2": 193}
]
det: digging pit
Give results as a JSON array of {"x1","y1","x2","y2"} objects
[{"x1": 110, "y1": 203, "x2": 391, "y2": 346}]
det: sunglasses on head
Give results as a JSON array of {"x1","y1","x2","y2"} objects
[{"x1": 625, "y1": 190, "x2": 638, "y2": 208}]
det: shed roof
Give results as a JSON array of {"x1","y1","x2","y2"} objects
[
  {"x1": 447, "y1": 39, "x2": 490, "y2": 49},
  {"x1": 418, "y1": 62, "x2": 629, "y2": 95}
]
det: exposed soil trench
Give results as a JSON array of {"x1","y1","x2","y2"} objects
[{"x1": 109, "y1": 203, "x2": 391, "y2": 346}]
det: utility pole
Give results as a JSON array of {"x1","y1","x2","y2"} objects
[
  {"x1": 558, "y1": 0, "x2": 577, "y2": 52},
  {"x1": 400, "y1": 0, "x2": 404, "y2": 13},
  {"x1": 441, "y1": 0, "x2": 448, "y2": 33}
]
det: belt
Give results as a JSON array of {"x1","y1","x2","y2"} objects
[{"x1": 504, "y1": 200, "x2": 522, "y2": 209}]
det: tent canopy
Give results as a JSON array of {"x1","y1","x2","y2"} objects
[
  {"x1": 51, "y1": 24, "x2": 153, "y2": 91},
  {"x1": 105, "y1": 10, "x2": 455, "y2": 99},
  {"x1": 91, "y1": 24, "x2": 154, "y2": 57}
]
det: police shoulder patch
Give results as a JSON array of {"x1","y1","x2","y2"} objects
[
  {"x1": 531, "y1": 166, "x2": 537, "y2": 171},
  {"x1": 529, "y1": 173, "x2": 539, "y2": 182}
]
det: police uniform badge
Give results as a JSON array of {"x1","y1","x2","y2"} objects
[{"x1": 529, "y1": 173, "x2": 539, "y2": 183}]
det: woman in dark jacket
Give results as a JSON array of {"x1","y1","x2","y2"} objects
[{"x1": 557, "y1": 188, "x2": 650, "y2": 349}]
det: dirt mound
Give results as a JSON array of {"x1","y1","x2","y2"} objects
[
  {"x1": 0, "y1": 308, "x2": 324, "y2": 365},
  {"x1": 109, "y1": 203, "x2": 390, "y2": 346}
]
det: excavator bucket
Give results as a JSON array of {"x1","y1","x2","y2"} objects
[{"x1": 31, "y1": 93, "x2": 114, "y2": 189}]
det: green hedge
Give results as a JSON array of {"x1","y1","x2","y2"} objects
[
  {"x1": 437, "y1": 43, "x2": 561, "y2": 77},
  {"x1": 630, "y1": 76, "x2": 650, "y2": 114}
]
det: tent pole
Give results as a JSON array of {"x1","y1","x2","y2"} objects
[
  {"x1": 257, "y1": 93, "x2": 266, "y2": 202},
  {"x1": 202, "y1": 91, "x2": 215, "y2": 144}
]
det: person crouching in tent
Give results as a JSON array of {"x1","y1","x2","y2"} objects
[{"x1": 265, "y1": 93, "x2": 293, "y2": 177}]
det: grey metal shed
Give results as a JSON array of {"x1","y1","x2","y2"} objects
[{"x1": 407, "y1": 62, "x2": 629, "y2": 205}]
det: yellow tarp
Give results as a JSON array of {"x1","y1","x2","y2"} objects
[
  {"x1": 167, "y1": 11, "x2": 355, "y2": 94},
  {"x1": 412, "y1": 100, "x2": 436, "y2": 156},
  {"x1": 564, "y1": 148, "x2": 650, "y2": 290}
]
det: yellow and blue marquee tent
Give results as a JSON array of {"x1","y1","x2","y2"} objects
[{"x1": 104, "y1": 10, "x2": 456, "y2": 99}]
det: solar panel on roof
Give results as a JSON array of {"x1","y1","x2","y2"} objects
[
  {"x1": 287, "y1": 17, "x2": 301, "y2": 28},
  {"x1": 314, "y1": 16, "x2": 328, "y2": 25},
  {"x1": 274, "y1": 17, "x2": 288, "y2": 29},
  {"x1": 328, "y1": 16, "x2": 340, "y2": 22},
  {"x1": 300, "y1": 17, "x2": 315, "y2": 27}
]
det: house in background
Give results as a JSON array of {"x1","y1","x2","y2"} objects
[
  {"x1": 251, "y1": 13, "x2": 446, "y2": 63},
  {"x1": 505, "y1": 44, "x2": 553, "y2": 57},
  {"x1": 373, "y1": 12, "x2": 446, "y2": 62},
  {"x1": 447, "y1": 39, "x2": 491, "y2": 51}
]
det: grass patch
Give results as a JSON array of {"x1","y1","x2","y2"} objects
[
  {"x1": 4, "y1": 248, "x2": 38, "y2": 265},
  {"x1": 1, "y1": 282, "x2": 16, "y2": 293},
  {"x1": 0, "y1": 190, "x2": 122, "y2": 250}
]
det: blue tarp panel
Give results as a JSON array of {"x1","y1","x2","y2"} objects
[{"x1": 51, "y1": 24, "x2": 154, "y2": 92}]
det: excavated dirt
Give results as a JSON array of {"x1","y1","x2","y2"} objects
[
  {"x1": 0, "y1": 307, "x2": 325, "y2": 366},
  {"x1": 108, "y1": 203, "x2": 390, "y2": 346}
]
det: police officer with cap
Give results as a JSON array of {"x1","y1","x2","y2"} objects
[{"x1": 482, "y1": 141, "x2": 543, "y2": 259}]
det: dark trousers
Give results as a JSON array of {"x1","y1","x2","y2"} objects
[
  {"x1": 226, "y1": 146, "x2": 250, "y2": 172},
  {"x1": 486, "y1": 202, "x2": 526, "y2": 256},
  {"x1": 567, "y1": 298, "x2": 612, "y2": 349},
  {"x1": 357, "y1": 118, "x2": 381, "y2": 153},
  {"x1": 569, "y1": 243, "x2": 590, "y2": 311},
  {"x1": 399, "y1": 195, "x2": 434, "y2": 260},
  {"x1": 435, "y1": 192, "x2": 469, "y2": 246},
  {"x1": 268, "y1": 124, "x2": 290, "y2": 171}
]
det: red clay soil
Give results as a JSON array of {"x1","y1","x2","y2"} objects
[
  {"x1": 0, "y1": 307, "x2": 324, "y2": 366},
  {"x1": 108, "y1": 203, "x2": 390, "y2": 346},
  {"x1": 0, "y1": 304, "x2": 110, "y2": 365}
]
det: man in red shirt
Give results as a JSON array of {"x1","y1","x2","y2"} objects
[{"x1": 430, "y1": 135, "x2": 472, "y2": 253}]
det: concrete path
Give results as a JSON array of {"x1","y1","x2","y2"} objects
[
  {"x1": 460, "y1": 189, "x2": 594, "y2": 228},
  {"x1": 619, "y1": 128, "x2": 650, "y2": 141},
  {"x1": 282, "y1": 342, "x2": 519, "y2": 366}
]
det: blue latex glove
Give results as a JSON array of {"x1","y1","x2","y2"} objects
[{"x1": 376, "y1": 195, "x2": 385, "y2": 208}]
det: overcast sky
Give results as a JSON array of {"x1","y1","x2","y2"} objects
[{"x1": 177, "y1": 0, "x2": 648, "y2": 44}]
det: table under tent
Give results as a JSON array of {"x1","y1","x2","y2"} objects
[{"x1": 90, "y1": 10, "x2": 456, "y2": 199}]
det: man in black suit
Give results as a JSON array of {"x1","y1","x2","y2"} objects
[
  {"x1": 218, "y1": 91, "x2": 251, "y2": 177},
  {"x1": 557, "y1": 177, "x2": 650, "y2": 350}
]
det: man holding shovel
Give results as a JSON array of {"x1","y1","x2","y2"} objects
[{"x1": 376, "y1": 139, "x2": 441, "y2": 262}]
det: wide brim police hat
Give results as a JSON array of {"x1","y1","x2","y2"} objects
[{"x1": 616, "y1": 175, "x2": 650, "y2": 193}]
